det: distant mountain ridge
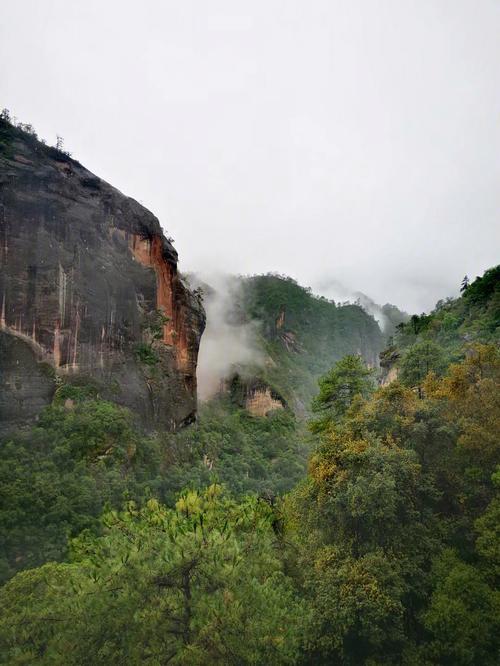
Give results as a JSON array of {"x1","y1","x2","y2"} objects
[
  {"x1": 380, "y1": 265, "x2": 500, "y2": 384},
  {"x1": 193, "y1": 273, "x2": 390, "y2": 415},
  {"x1": 0, "y1": 115, "x2": 205, "y2": 434}
]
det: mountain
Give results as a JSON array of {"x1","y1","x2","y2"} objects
[
  {"x1": 152, "y1": 273, "x2": 389, "y2": 502},
  {"x1": 312, "y1": 277, "x2": 410, "y2": 338},
  {"x1": 194, "y1": 273, "x2": 386, "y2": 415},
  {"x1": 0, "y1": 117, "x2": 499, "y2": 665},
  {"x1": 380, "y1": 265, "x2": 500, "y2": 384},
  {"x1": 1, "y1": 264, "x2": 498, "y2": 664},
  {"x1": 0, "y1": 117, "x2": 205, "y2": 435}
]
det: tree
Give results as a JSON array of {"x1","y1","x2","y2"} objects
[
  {"x1": 475, "y1": 468, "x2": 500, "y2": 579},
  {"x1": 462, "y1": 266, "x2": 500, "y2": 305},
  {"x1": 289, "y1": 423, "x2": 436, "y2": 664},
  {"x1": 421, "y1": 466, "x2": 500, "y2": 665},
  {"x1": 460, "y1": 275, "x2": 470, "y2": 293},
  {"x1": 0, "y1": 488, "x2": 306, "y2": 665},
  {"x1": 422, "y1": 549, "x2": 500, "y2": 665},
  {"x1": 399, "y1": 341, "x2": 446, "y2": 397},
  {"x1": 301, "y1": 547, "x2": 406, "y2": 665},
  {"x1": 310, "y1": 355, "x2": 374, "y2": 432},
  {"x1": 434, "y1": 344, "x2": 500, "y2": 470},
  {"x1": 0, "y1": 396, "x2": 160, "y2": 583},
  {"x1": 305, "y1": 432, "x2": 425, "y2": 554}
]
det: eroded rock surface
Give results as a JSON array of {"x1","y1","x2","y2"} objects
[
  {"x1": 0, "y1": 121, "x2": 205, "y2": 434},
  {"x1": 245, "y1": 387, "x2": 284, "y2": 417}
]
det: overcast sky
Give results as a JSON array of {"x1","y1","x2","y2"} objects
[{"x1": 1, "y1": 1, "x2": 499, "y2": 312}]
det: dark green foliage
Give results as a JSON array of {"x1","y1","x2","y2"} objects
[
  {"x1": 0, "y1": 392, "x2": 307, "y2": 585},
  {"x1": 148, "y1": 309, "x2": 170, "y2": 340},
  {"x1": 159, "y1": 398, "x2": 309, "y2": 502},
  {"x1": 423, "y1": 549, "x2": 500, "y2": 665},
  {"x1": 311, "y1": 354, "x2": 374, "y2": 429},
  {"x1": 0, "y1": 265, "x2": 499, "y2": 664},
  {"x1": 462, "y1": 265, "x2": 500, "y2": 305},
  {"x1": 287, "y1": 337, "x2": 500, "y2": 664},
  {"x1": 394, "y1": 264, "x2": 500, "y2": 360},
  {"x1": 0, "y1": 489, "x2": 307, "y2": 665},
  {"x1": 134, "y1": 342, "x2": 160, "y2": 365},
  {"x1": 0, "y1": 112, "x2": 14, "y2": 158},
  {"x1": 0, "y1": 112, "x2": 75, "y2": 162},
  {"x1": 52, "y1": 380, "x2": 100, "y2": 403},
  {"x1": 134, "y1": 310, "x2": 171, "y2": 365},
  {"x1": 0, "y1": 398, "x2": 163, "y2": 583},
  {"x1": 241, "y1": 274, "x2": 384, "y2": 407},
  {"x1": 399, "y1": 340, "x2": 447, "y2": 393}
]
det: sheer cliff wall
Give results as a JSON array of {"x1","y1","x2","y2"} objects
[{"x1": 0, "y1": 121, "x2": 205, "y2": 434}]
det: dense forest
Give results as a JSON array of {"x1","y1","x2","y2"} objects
[
  {"x1": 0, "y1": 266, "x2": 498, "y2": 664},
  {"x1": 241, "y1": 274, "x2": 391, "y2": 407}
]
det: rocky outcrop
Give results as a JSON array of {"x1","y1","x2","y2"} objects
[
  {"x1": 224, "y1": 373, "x2": 287, "y2": 417},
  {"x1": 245, "y1": 387, "x2": 284, "y2": 417},
  {"x1": 379, "y1": 346, "x2": 400, "y2": 386},
  {"x1": 0, "y1": 120, "x2": 205, "y2": 434}
]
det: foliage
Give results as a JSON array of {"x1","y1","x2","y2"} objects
[
  {"x1": 462, "y1": 265, "x2": 500, "y2": 306},
  {"x1": 393, "y1": 265, "x2": 499, "y2": 362},
  {"x1": 399, "y1": 340, "x2": 447, "y2": 395},
  {"x1": 310, "y1": 354, "x2": 374, "y2": 431},
  {"x1": 0, "y1": 266, "x2": 499, "y2": 664},
  {"x1": 240, "y1": 274, "x2": 384, "y2": 407},
  {"x1": 422, "y1": 549, "x2": 500, "y2": 665},
  {"x1": 0, "y1": 398, "x2": 162, "y2": 583},
  {"x1": 159, "y1": 398, "x2": 309, "y2": 503},
  {"x1": 0, "y1": 112, "x2": 72, "y2": 158},
  {"x1": 0, "y1": 393, "x2": 308, "y2": 584},
  {"x1": 287, "y1": 341, "x2": 500, "y2": 664},
  {"x1": 0, "y1": 488, "x2": 306, "y2": 665},
  {"x1": 134, "y1": 341, "x2": 160, "y2": 365}
]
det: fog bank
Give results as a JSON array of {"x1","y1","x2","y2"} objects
[{"x1": 187, "y1": 274, "x2": 264, "y2": 401}]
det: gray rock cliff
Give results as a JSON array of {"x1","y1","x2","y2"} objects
[{"x1": 0, "y1": 119, "x2": 205, "y2": 434}]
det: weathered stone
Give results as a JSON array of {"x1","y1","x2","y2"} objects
[
  {"x1": 223, "y1": 373, "x2": 287, "y2": 416},
  {"x1": 0, "y1": 121, "x2": 205, "y2": 434}
]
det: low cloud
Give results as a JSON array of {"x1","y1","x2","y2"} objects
[
  {"x1": 312, "y1": 277, "x2": 408, "y2": 334},
  {"x1": 187, "y1": 273, "x2": 264, "y2": 401}
]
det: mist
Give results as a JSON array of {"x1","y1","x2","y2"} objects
[
  {"x1": 188, "y1": 274, "x2": 265, "y2": 401},
  {"x1": 312, "y1": 278, "x2": 408, "y2": 333}
]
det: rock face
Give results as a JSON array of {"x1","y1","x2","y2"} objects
[
  {"x1": 245, "y1": 387, "x2": 284, "y2": 417},
  {"x1": 223, "y1": 373, "x2": 287, "y2": 417},
  {"x1": 379, "y1": 346, "x2": 400, "y2": 386},
  {"x1": 0, "y1": 120, "x2": 205, "y2": 434}
]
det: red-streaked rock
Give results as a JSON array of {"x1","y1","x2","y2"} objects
[{"x1": 0, "y1": 120, "x2": 205, "y2": 433}]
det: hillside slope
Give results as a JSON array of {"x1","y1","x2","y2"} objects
[
  {"x1": 381, "y1": 265, "x2": 500, "y2": 384},
  {"x1": 197, "y1": 273, "x2": 386, "y2": 414}
]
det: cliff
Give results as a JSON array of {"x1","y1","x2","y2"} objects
[{"x1": 0, "y1": 119, "x2": 205, "y2": 433}]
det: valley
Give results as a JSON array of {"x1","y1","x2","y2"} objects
[{"x1": 1, "y1": 115, "x2": 499, "y2": 665}]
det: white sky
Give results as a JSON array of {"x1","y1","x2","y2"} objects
[{"x1": 1, "y1": 0, "x2": 499, "y2": 312}]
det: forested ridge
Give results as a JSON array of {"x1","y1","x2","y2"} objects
[
  {"x1": 239, "y1": 273, "x2": 387, "y2": 408},
  {"x1": 0, "y1": 267, "x2": 499, "y2": 664}
]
